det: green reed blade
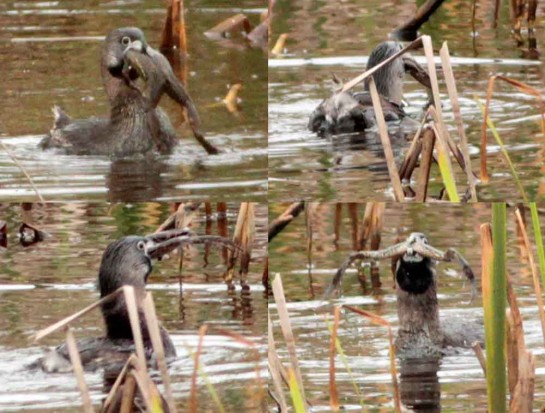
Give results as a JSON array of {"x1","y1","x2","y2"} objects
[
  {"x1": 288, "y1": 368, "x2": 306, "y2": 413},
  {"x1": 483, "y1": 203, "x2": 507, "y2": 413},
  {"x1": 476, "y1": 99, "x2": 528, "y2": 202}
]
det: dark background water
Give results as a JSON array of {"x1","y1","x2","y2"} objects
[
  {"x1": 0, "y1": 0, "x2": 267, "y2": 201},
  {"x1": 268, "y1": 203, "x2": 545, "y2": 411},
  {"x1": 269, "y1": 0, "x2": 545, "y2": 202},
  {"x1": 0, "y1": 202, "x2": 267, "y2": 411}
]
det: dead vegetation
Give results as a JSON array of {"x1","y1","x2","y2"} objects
[
  {"x1": 269, "y1": 203, "x2": 545, "y2": 412},
  {"x1": 23, "y1": 202, "x2": 266, "y2": 412}
]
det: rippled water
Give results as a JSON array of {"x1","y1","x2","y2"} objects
[
  {"x1": 0, "y1": 202, "x2": 267, "y2": 411},
  {"x1": 0, "y1": 0, "x2": 267, "y2": 201},
  {"x1": 268, "y1": 203, "x2": 545, "y2": 411},
  {"x1": 269, "y1": 0, "x2": 545, "y2": 201}
]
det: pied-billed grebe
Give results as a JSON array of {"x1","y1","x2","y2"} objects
[
  {"x1": 308, "y1": 41, "x2": 431, "y2": 136},
  {"x1": 39, "y1": 27, "x2": 203, "y2": 157},
  {"x1": 38, "y1": 228, "x2": 234, "y2": 373},
  {"x1": 325, "y1": 232, "x2": 483, "y2": 358}
]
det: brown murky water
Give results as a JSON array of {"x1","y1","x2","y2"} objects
[
  {"x1": 269, "y1": 0, "x2": 545, "y2": 202},
  {"x1": 0, "y1": 0, "x2": 267, "y2": 201},
  {"x1": 0, "y1": 202, "x2": 267, "y2": 411},
  {"x1": 268, "y1": 203, "x2": 545, "y2": 411}
]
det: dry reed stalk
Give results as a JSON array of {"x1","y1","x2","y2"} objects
[
  {"x1": 226, "y1": 202, "x2": 255, "y2": 283},
  {"x1": 439, "y1": 42, "x2": 477, "y2": 201},
  {"x1": 506, "y1": 271, "x2": 526, "y2": 397},
  {"x1": 174, "y1": 0, "x2": 187, "y2": 53},
  {"x1": 480, "y1": 77, "x2": 495, "y2": 183},
  {"x1": 122, "y1": 286, "x2": 146, "y2": 367},
  {"x1": 343, "y1": 305, "x2": 401, "y2": 412},
  {"x1": 480, "y1": 75, "x2": 545, "y2": 183},
  {"x1": 329, "y1": 307, "x2": 340, "y2": 412},
  {"x1": 341, "y1": 37, "x2": 423, "y2": 93},
  {"x1": 506, "y1": 275, "x2": 525, "y2": 350},
  {"x1": 506, "y1": 304, "x2": 535, "y2": 412},
  {"x1": 66, "y1": 327, "x2": 94, "y2": 413},
  {"x1": 102, "y1": 355, "x2": 139, "y2": 410},
  {"x1": 421, "y1": 36, "x2": 449, "y2": 150},
  {"x1": 130, "y1": 368, "x2": 163, "y2": 412},
  {"x1": 368, "y1": 77, "x2": 404, "y2": 201},
  {"x1": 422, "y1": 38, "x2": 460, "y2": 202},
  {"x1": 472, "y1": 342, "x2": 487, "y2": 376},
  {"x1": 358, "y1": 203, "x2": 375, "y2": 250},
  {"x1": 34, "y1": 287, "x2": 125, "y2": 341},
  {"x1": 509, "y1": 348, "x2": 535, "y2": 412},
  {"x1": 189, "y1": 324, "x2": 208, "y2": 412},
  {"x1": 160, "y1": 2, "x2": 174, "y2": 49},
  {"x1": 268, "y1": 311, "x2": 289, "y2": 411},
  {"x1": 119, "y1": 373, "x2": 136, "y2": 413},
  {"x1": 416, "y1": 127, "x2": 436, "y2": 201},
  {"x1": 514, "y1": 209, "x2": 545, "y2": 344},
  {"x1": 53, "y1": 285, "x2": 160, "y2": 413},
  {"x1": 143, "y1": 293, "x2": 176, "y2": 413},
  {"x1": 369, "y1": 203, "x2": 385, "y2": 252},
  {"x1": 398, "y1": 133, "x2": 423, "y2": 181},
  {"x1": 272, "y1": 274, "x2": 307, "y2": 407},
  {"x1": 358, "y1": 202, "x2": 384, "y2": 251}
]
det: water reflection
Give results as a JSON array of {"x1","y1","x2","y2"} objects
[
  {"x1": 269, "y1": 0, "x2": 545, "y2": 201},
  {"x1": 399, "y1": 357, "x2": 441, "y2": 413},
  {"x1": 107, "y1": 158, "x2": 168, "y2": 201},
  {"x1": 268, "y1": 203, "x2": 545, "y2": 411},
  {"x1": 0, "y1": 202, "x2": 267, "y2": 411},
  {"x1": 0, "y1": 0, "x2": 267, "y2": 201}
]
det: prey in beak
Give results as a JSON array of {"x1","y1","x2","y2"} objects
[{"x1": 143, "y1": 228, "x2": 239, "y2": 260}]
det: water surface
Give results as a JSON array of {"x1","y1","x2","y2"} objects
[
  {"x1": 268, "y1": 203, "x2": 545, "y2": 411},
  {"x1": 0, "y1": 202, "x2": 267, "y2": 411},
  {"x1": 0, "y1": 0, "x2": 267, "y2": 201},
  {"x1": 269, "y1": 0, "x2": 545, "y2": 201}
]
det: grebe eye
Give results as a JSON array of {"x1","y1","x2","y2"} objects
[
  {"x1": 137, "y1": 241, "x2": 145, "y2": 251},
  {"x1": 121, "y1": 36, "x2": 131, "y2": 46}
]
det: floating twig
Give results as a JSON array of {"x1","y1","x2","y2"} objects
[
  {"x1": 0, "y1": 138, "x2": 44, "y2": 202},
  {"x1": 271, "y1": 33, "x2": 288, "y2": 55}
]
